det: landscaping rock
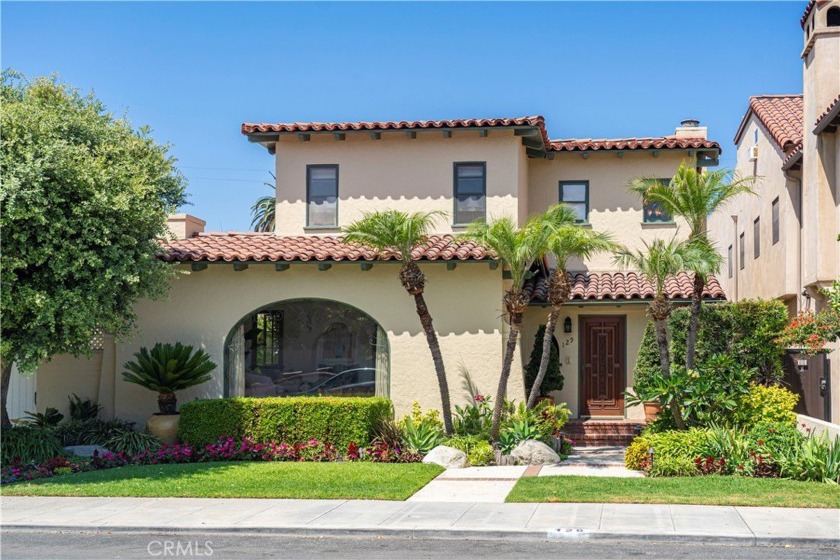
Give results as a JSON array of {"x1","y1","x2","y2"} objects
[
  {"x1": 422, "y1": 445, "x2": 468, "y2": 469},
  {"x1": 64, "y1": 445, "x2": 111, "y2": 457},
  {"x1": 510, "y1": 440, "x2": 560, "y2": 465}
]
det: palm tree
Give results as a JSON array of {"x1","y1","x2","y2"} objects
[
  {"x1": 251, "y1": 173, "x2": 277, "y2": 232},
  {"x1": 462, "y1": 215, "x2": 550, "y2": 441},
  {"x1": 629, "y1": 162, "x2": 755, "y2": 369},
  {"x1": 613, "y1": 236, "x2": 720, "y2": 429},
  {"x1": 343, "y1": 210, "x2": 454, "y2": 434},
  {"x1": 526, "y1": 204, "x2": 616, "y2": 409}
]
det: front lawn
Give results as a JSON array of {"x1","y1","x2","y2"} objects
[
  {"x1": 2, "y1": 462, "x2": 443, "y2": 501},
  {"x1": 507, "y1": 475, "x2": 840, "y2": 508}
]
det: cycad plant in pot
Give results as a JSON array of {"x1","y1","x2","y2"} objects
[{"x1": 122, "y1": 343, "x2": 216, "y2": 444}]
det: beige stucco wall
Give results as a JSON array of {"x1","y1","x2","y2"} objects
[
  {"x1": 35, "y1": 263, "x2": 524, "y2": 427},
  {"x1": 527, "y1": 151, "x2": 692, "y2": 270},
  {"x1": 520, "y1": 304, "x2": 650, "y2": 420},
  {"x1": 707, "y1": 114, "x2": 802, "y2": 306},
  {"x1": 273, "y1": 130, "x2": 526, "y2": 235}
]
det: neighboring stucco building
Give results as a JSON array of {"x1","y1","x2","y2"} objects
[
  {"x1": 15, "y1": 114, "x2": 726, "y2": 430},
  {"x1": 708, "y1": 0, "x2": 840, "y2": 423}
]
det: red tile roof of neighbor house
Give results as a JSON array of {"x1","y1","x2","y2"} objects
[
  {"x1": 241, "y1": 116, "x2": 721, "y2": 154},
  {"x1": 735, "y1": 95, "x2": 804, "y2": 154},
  {"x1": 814, "y1": 94, "x2": 840, "y2": 132},
  {"x1": 162, "y1": 233, "x2": 492, "y2": 263},
  {"x1": 523, "y1": 271, "x2": 726, "y2": 302}
]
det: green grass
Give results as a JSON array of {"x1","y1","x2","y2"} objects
[
  {"x1": 506, "y1": 475, "x2": 840, "y2": 508},
  {"x1": 2, "y1": 462, "x2": 444, "y2": 500}
]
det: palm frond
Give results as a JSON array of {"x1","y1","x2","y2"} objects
[
  {"x1": 612, "y1": 235, "x2": 715, "y2": 296},
  {"x1": 122, "y1": 343, "x2": 216, "y2": 394},
  {"x1": 342, "y1": 210, "x2": 445, "y2": 263},
  {"x1": 541, "y1": 204, "x2": 617, "y2": 269}
]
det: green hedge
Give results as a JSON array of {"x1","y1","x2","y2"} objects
[
  {"x1": 635, "y1": 299, "x2": 788, "y2": 388},
  {"x1": 178, "y1": 397, "x2": 393, "y2": 448}
]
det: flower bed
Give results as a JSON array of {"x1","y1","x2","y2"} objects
[{"x1": 1, "y1": 435, "x2": 419, "y2": 485}]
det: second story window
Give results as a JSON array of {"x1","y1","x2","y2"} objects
[
  {"x1": 307, "y1": 165, "x2": 338, "y2": 227},
  {"x1": 754, "y1": 217, "x2": 761, "y2": 259},
  {"x1": 739, "y1": 232, "x2": 745, "y2": 270},
  {"x1": 642, "y1": 179, "x2": 673, "y2": 223},
  {"x1": 559, "y1": 181, "x2": 589, "y2": 223},
  {"x1": 772, "y1": 197, "x2": 780, "y2": 245},
  {"x1": 453, "y1": 162, "x2": 486, "y2": 225}
]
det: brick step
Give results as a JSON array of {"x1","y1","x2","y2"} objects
[{"x1": 563, "y1": 420, "x2": 644, "y2": 447}]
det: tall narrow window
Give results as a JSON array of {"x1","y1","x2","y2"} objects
[
  {"x1": 754, "y1": 217, "x2": 761, "y2": 258},
  {"x1": 642, "y1": 179, "x2": 673, "y2": 223},
  {"x1": 739, "y1": 232, "x2": 745, "y2": 270},
  {"x1": 307, "y1": 165, "x2": 338, "y2": 227},
  {"x1": 559, "y1": 181, "x2": 589, "y2": 223},
  {"x1": 453, "y1": 162, "x2": 486, "y2": 224},
  {"x1": 728, "y1": 245, "x2": 733, "y2": 279},
  {"x1": 772, "y1": 197, "x2": 780, "y2": 245}
]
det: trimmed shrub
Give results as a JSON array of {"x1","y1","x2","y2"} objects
[
  {"x1": 634, "y1": 299, "x2": 788, "y2": 390},
  {"x1": 734, "y1": 384, "x2": 799, "y2": 426},
  {"x1": 645, "y1": 428, "x2": 709, "y2": 462},
  {"x1": 647, "y1": 456, "x2": 699, "y2": 477},
  {"x1": 625, "y1": 436, "x2": 651, "y2": 470},
  {"x1": 1, "y1": 426, "x2": 65, "y2": 465},
  {"x1": 179, "y1": 397, "x2": 393, "y2": 449},
  {"x1": 467, "y1": 441, "x2": 495, "y2": 466}
]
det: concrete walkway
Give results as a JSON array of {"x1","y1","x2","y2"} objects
[
  {"x1": 407, "y1": 466, "x2": 527, "y2": 503},
  {"x1": 2, "y1": 496, "x2": 838, "y2": 546},
  {"x1": 541, "y1": 446, "x2": 643, "y2": 478}
]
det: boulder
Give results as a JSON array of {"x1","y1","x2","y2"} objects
[
  {"x1": 422, "y1": 445, "x2": 468, "y2": 469},
  {"x1": 64, "y1": 445, "x2": 111, "y2": 457},
  {"x1": 510, "y1": 439, "x2": 560, "y2": 465}
]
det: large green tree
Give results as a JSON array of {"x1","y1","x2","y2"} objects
[
  {"x1": 462, "y1": 215, "x2": 549, "y2": 441},
  {"x1": 629, "y1": 162, "x2": 755, "y2": 370},
  {"x1": 526, "y1": 204, "x2": 615, "y2": 409},
  {"x1": 343, "y1": 210, "x2": 454, "y2": 434},
  {"x1": 0, "y1": 72, "x2": 187, "y2": 427},
  {"x1": 613, "y1": 236, "x2": 720, "y2": 429}
]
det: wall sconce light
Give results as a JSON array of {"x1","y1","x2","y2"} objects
[{"x1": 563, "y1": 317, "x2": 572, "y2": 333}]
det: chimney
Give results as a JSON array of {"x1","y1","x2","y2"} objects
[
  {"x1": 167, "y1": 214, "x2": 206, "y2": 239},
  {"x1": 675, "y1": 119, "x2": 707, "y2": 139}
]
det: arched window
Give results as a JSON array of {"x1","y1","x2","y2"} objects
[
  {"x1": 827, "y1": 7, "x2": 840, "y2": 27},
  {"x1": 225, "y1": 299, "x2": 389, "y2": 399}
]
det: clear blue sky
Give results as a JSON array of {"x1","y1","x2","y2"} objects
[{"x1": 3, "y1": 1, "x2": 805, "y2": 231}]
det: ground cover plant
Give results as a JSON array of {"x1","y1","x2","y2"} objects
[
  {"x1": 2, "y1": 462, "x2": 443, "y2": 500},
  {"x1": 506, "y1": 474, "x2": 840, "y2": 508}
]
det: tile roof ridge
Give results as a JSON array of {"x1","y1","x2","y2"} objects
[{"x1": 749, "y1": 94, "x2": 803, "y2": 99}]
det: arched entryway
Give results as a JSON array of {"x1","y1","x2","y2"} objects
[{"x1": 224, "y1": 299, "x2": 390, "y2": 398}]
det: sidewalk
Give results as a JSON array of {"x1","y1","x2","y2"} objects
[{"x1": 2, "y1": 496, "x2": 838, "y2": 546}]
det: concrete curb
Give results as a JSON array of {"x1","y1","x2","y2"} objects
[{"x1": 4, "y1": 524, "x2": 839, "y2": 548}]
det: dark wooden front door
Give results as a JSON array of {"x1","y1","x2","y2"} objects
[{"x1": 580, "y1": 316, "x2": 625, "y2": 417}]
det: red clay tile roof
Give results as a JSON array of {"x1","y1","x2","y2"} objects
[
  {"x1": 242, "y1": 116, "x2": 552, "y2": 148},
  {"x1": 735, "y1": 95, "x2": 803, "y2": 154},
  {"x1": 162, "y1": 233, "x2": 491, "y2": 263},
  {"x1": 548, "y1": 137, "x2": 719, "y2": 152},
  {"x1": 523, "y1": 271, "x2": 725, "y2": 303},
  {"x1": 814, "y1": 94, "x2": 840, "y2": 133}
]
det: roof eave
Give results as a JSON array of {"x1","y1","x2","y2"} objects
[{"x1": 813, "y1": 102, "x2": 840, "y2": 134}]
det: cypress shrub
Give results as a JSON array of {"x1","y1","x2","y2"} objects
[
  {"x1": 523, "y1": 324, "x2": 564, "y2": 396},
  {"x1": 179, "y1": 396, "x2": 393, "y2": 448}
]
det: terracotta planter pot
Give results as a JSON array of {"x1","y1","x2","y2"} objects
[
  {"x1": 643, "y1": 402, "x2": 661, "y2": 422},
  {"x1": 535, "y1": 395, "x2": 556, "y2": 406},
  {"x1": 146, "y1": 413, "x2": 180, "y2": 445}
]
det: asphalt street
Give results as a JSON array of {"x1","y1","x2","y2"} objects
[{"x1": 1, "y1": 530, "x2": 837, "y2": 560}]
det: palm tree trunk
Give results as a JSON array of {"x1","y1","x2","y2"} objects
[
  {"x1": 1, "y1": 360, "x2": 13, "y2": 429},
  {"x1": 685, "y1": 274, "x2": 704, "y2": 370},
  {"x1": 491, "y1": 318, "x2": 522, "y2": 442},
  {"x1": 653, "y1": 317, "x2": 685, "y2": 430},
  {"x1": 412, "y1": 291, "x2": 454, "y2": 435},
  {"x1": 526, "y1": 307, "x2": 559, "y2": 409}
]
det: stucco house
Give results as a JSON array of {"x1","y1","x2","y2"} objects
[
  {"x1": 10, "y1": 116, "x2": 725, "y2": 437},
  {"x1": 708, "y1": 0, "x2": 840, "y2": 424}
]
